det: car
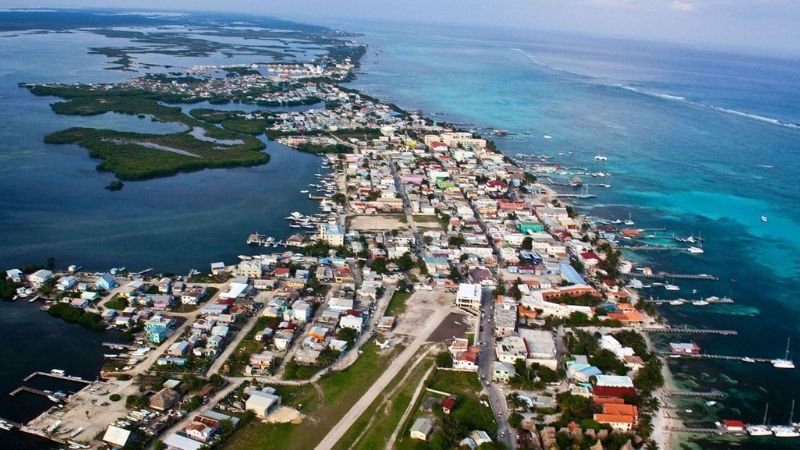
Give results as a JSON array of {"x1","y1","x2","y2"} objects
[{"x1": 500, "y1": 432, "x2": 505, "y2": 438}]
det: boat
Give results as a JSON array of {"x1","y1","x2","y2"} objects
[
  {"x1": 47, "y1": 395, "x2": 60, "y2": 403},
  {"x1": 289, "y1": 224, "x2": 301, "y2": 229},
  {"x1": 742, "y1": 357, "x2": 756, "y2": 363},
  {"x1": 687, "y1": 246, "x2": 704, "y2": 254},
  {"x1": 706, "y1": 400, "x2": 718, "y2": 407},
  {"x1": 543, "y1": 134, "x2": 552, "y2": 140},
  {"x1": 51, "y1": 369, "x2": 65, "y2": 376},
  {"x1": 665, "y1": 284, "x2": 680, "y2": 291},
  {"x1": 0, "y1": 420, "x2": 13, "y2": 431},
  {"x1": 772, "y1": 338, "x2": 795, "y2": 369},
  {"x1": 692, "y1": 300, "x2": 709, "y2": 306},
  {"x1": 669, "y1": 300, "x2": 686, "y2": 306},
  {"x1": 300, "y1": 190, "x2": 309, "y2": 194},
  {"x1": 594, "y1": 155, "x2": 608, "y2": 161},
  {"x1": 747, "y1": 424, "x2": 771, "y2": 436},
  {"x1": 762, "y1": 216, "x2": 768, "y2": 223},
  {"x1": 772, "y1": 425, "x2": 800, "y2": 438},
  {"x1": 623, "y1": 212, "x2": 634, "y2": 226}
]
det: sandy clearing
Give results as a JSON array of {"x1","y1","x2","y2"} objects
[{"x1": 347, "y1": 215, "x2": 408, "y2": 231}]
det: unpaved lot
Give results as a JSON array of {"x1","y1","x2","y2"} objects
[{"x1": 347, "y1": 215, "x2": 408, "y2": 231}]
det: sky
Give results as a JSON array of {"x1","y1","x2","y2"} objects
[{"x1": 7, "y1": 0, "x2": 800, "y2": 57}]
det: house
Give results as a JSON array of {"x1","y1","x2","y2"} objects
[
  {"x1": 102, "y1": 425, "x2": 132, "y2": 449},
  {"x1": 57, "y1": 275, "x2": 77, "y2": 290},
  {"x1": 492, "y1": 361, "x2": 517, "y2": 382},
  {"x1": 442, "y1": 396, "x2": 457, "y2": 414},
  {"x1": 339, "y1": 314, "x2": 364, "y2": 331},
  {"x1": 184, "y1": 422, "x2": 215, "y2": 443},
  {"x1": 149, "y1": 388, "x2": 180, "y2": 411},
  {"x1": 28, "y1": 269, "x2": 53, "y2": 288},
  {"x1": 5, "y1": 269, "x2": 22, "y2": 283},
  {"x1": 456, "y1": 283, "x2": 482, "y2": 310},
  {"x1": 168, "y1": 341, "x2": 191, "y2": 356},
  {"x1": 410, "y1": 417, "x2": 434, "y2": 441},
  {"x1": 246, "y1": 388, "x2": 281, "y2": 418},
  {"x1": 210, "y1": 262, "x2": 226, "y2": 275},
  {"x1": 593, "y1": 413, "x2": 635, "y2": 432},
  {"x1": 460, "y1": 430, "x2": 493, "y2": 449},
  {"x1": 453, "y1": 347, "x2": 479, "y2": 371},
  {"x1": 95, "y1": 273, "x2": 118, "y2": 291},
  {"x1": 163, "y1": 432, "x2": 205, "y2": 450}
]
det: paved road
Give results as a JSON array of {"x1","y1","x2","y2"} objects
[
  {"x1": 476, "y1": 287, "x2": 515, "y2": 449},
  {"x1": 313, "y1": 305, "x2": 451, "y2": 450}
]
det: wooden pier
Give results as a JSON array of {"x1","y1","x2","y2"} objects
[
  {"x1": 644, "y1": 297, "x2": 734, "y2": 305},
  {"x1": 9, "y1": 386, "x2": 60, "y2": 400},
  {"x1": 642, "y1": 327, "x2": 738, "y2": 335},
  {"x1": 669, "y1": 427, "x2": 728, "y2": 435},
  {"x1": 659, "y1": 352, "x2": 772, "y2": 363},
  {"x1": 622, "y1": 272, "x2": 719, "y2": 281},
  {"x1": 23, "y1": 371, "x2": 92, "y2": 384},
  {"x1": 666, "y1": 390, "x2": 726, "y2": 399},
  {"x1": 555, "y1": 193, "x2": 597, "y2": 199}
]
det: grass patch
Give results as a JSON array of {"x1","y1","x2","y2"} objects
[
  {"x1": 332, "y1": 352, "x2": 435, "y2": 450},
  {"x1": 385, "y1": 290, "x2": 412, "y2": 317},
  {"x1": 224, "y1": 339, "x2": 404, "y2": 450},
  {"x1": 105, "y1": 295, "x2": 128, "y2": 310}
]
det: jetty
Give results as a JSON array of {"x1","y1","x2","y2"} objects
[
  {"x1": 132, "y1": 268, "x2": 153, "y2": 276},
  {"x1": 642, "y1": 327, "x2": 737, "y2": 336},
  {"x1": 10, "y1": 386, "x2": 61, "y2": 400},
  {"x1": 669, "y1": 426, "x2": 728, "y2": 435},
  {"x1": 23, "y1": 371, "x2": 91, "y2": 384},
  {"x1": 666, "y1": 390, "x2": 726, "y2": 399},
  {"x1": 660, "y1": 352, "x2": 772, "y2": 363},
  {"x1": 643, "y1": 297, "x2": 734, "y2": 305},
  {"x1": 619, "y1": 245, "x2": 688, "y2": 252},
  {"x1": 622, "y1": 272, "x2": 719, "y2": 281},
  {"x1": 555, "y1": 193, "x2": 597, "y2": 199}
]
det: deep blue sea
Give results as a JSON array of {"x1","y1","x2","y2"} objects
[
  {"x1": 336, "y1": 21, "x2": 800, "y2": 449},
  {"x1": 1, "y1": 11, "x2": 799, "y2": 450}
]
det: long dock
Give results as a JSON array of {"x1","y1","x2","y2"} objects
[
  {"x1": 9, "y1": 386, "x2": 61, "y2": 400},
  {"x1": 644, "y1": 297, "x2": 734, "y2": 305},
  {"x1": 666, "y1": 390, "x2": 726, "y2": 399},
  {"x1": 660, "y1": 352, "x2": 772, "y2": 363},
  {"x1": 622, "y1": 272, "x2": 719, "y2": 281},
  {"x1": 669, "y1": 427, "x2": 729, "y2": 434},
  {"x1": 619, "y1": 245, "x2": 688, "y2": 252},
  {"x1": 23, "y1": 372, "x2": 92, "y2": 384},
  {"x1": 642, "y1": 327, "x2": 738, "y2": 335}
]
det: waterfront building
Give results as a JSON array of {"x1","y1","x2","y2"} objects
[
  {"x1": 316, "y1": 222, "x2": 345, "y2": 246},
  {"x1": 28, "y1": 269, "x2": 53, "y2": 288}
]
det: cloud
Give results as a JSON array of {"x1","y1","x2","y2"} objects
[{"x1": 670, "y1": 1, "x2": 695, "y2": 12}]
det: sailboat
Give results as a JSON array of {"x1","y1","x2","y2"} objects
[
  {"x1": 771, "y1": 400, "x2": 800, "y2": 437},
  {"x1": 747, "y1": 403, "x2": 772, "y2": 436},
  {"x1": 623, "y1": 212, "x2": 634, "y2": 226},
  {"x1": 772, "y1": 338, "x2": 796, "y2": 369}
]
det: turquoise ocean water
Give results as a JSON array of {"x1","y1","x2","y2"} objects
[
  {"x1": 338, "y1": 21, "x2": 800, "y2": 448},
  {"x1": 1, "y1": 11, "x2": 799, "y2": 449}
]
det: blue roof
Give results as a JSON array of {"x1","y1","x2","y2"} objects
[{"x1": 559, "y1": 262, "x2": 587, "y2": 285}]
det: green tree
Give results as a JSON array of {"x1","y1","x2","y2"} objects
[
  {"x1": 521, "y1": 237, "x2": 533, "y2": 250},
  {"x1": 436, "y1": 351, "x2": 454, "y2": 368}
]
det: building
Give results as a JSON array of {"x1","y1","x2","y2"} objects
[
  {"x1": 495, "y1": 336, "x2": 528, "y2": 365},
  {"x1": 518, "y1": 328, "x2": 558, "y2": 370},
  {"x1": 149, "y1": 388, "x2": 180, "y2": 411},
  {"x1": 316, "y1": 222, "x2": 345, "y2": 246},
  {"x1": 593, "y1": 413, "x2": 635, "y2": 432},
  {"x1": 246, "y1": 388, "x2": 281, "y2": 418},
  {"x1": 236, "y1": 260, "x2": 263, "y2": 278},
  {"x1": 410, "y1": 417, "x2": 434, "y2": 440},
  {"x1": 163, "y1": 433, "x2": 205, "y2": 450},
  {"x1": 492, "y1": 361, "x2": 517, "y2": 382},
  {"x1": 339, "y1": 314, "x2": 364, "y2": 331},
  {"x1": 28, "y1": 269, "x2": 53, "y2": 288},
  {"x1": 102, "y1": 425, "x2": 132, "y2": 449},
  {"x1": 456, "y1": 283, "x2": 482, "y2": 310}
]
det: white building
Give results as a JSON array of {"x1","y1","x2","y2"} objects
[
  {"x1": 456, "y1": 283, "x2": 482, "y2": 310},
  {"x1": 28, "y1": 269, "x2": 53, "y2": 288},
  {"x1": 339, "y1": 315, "x2": 364, "y2": 331},
  {"x1": 245, "y1": 388, "x2": 281, "y2": 418}
]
